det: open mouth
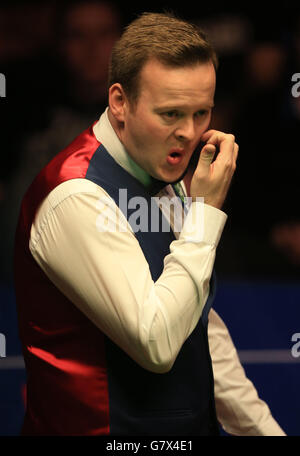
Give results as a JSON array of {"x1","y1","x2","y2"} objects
[
  {"x1": 170, "y1": 151, "x2": 181, "y2": 158},
  {"x1": 167, "y1": 149, "x2": 184, "y2": 165}
]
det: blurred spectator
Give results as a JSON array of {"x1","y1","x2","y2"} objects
[
  {"x1": 11, "y1": 0, "x2": 121, "y2": 189},
  {"x1": 57, "y1": 0, "x2": 121, "y2": 104},
  {"x1": 0, "y1": 0, "x2": 122, "y2": 282}
]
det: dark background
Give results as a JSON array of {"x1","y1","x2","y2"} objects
[{"x1": 0, "y1": 0, "x2": 299, "y2": 436}]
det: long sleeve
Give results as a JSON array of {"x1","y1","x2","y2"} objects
[
  {"x1": 208, "y1": 308, "x2": 286, "y2": 436},
  {"x1": 29, "y1": 178, "x2": 227, "y2": 374}
]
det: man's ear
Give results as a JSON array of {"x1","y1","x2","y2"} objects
[{"x1": 108, "y1": 83, "x2": 128, "y2": 122}]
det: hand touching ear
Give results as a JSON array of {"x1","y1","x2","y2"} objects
[{"x1": 190, "y1": 130, "x2": 239, "y2": 209}]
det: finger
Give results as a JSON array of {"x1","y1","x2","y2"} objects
[
  {"x1": 212, "y1": 135, "x2": 237, "y2": 167},
  {"x1": 201, "y1": 131, "x2": 238, "y2": 169},
  {"x1": 197, "y1": 143, "x2": 216, "y2": 169},
  {"x1": 233, "y1": 143, "x2": 239, "y2": 162},
  {"x1": 201, "y1": 130, "x2": 229, "y2": 145},
  {"x1": 200, "y1": 129, "x2": 217, "y2": 143}
]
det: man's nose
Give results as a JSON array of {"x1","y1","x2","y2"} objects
[{"x1": 174, "y1": 118, "x2": 196, "y2": 142}]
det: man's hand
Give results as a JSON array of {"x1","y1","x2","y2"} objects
[{"x1": 190, "y1": 130, "x2": 239, "y2": 209}]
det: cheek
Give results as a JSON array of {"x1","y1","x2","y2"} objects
[
  {"x1": 135, "y1": 116, "x2": 167, "y2": 146},
  {"x1": 195, "y1": 116, "x2": 212, "y2": 142},
  {"x1": 146, "y1": 123, "x2": 166, "y2": 143},
  {"x1": 145, "y1": 115, "x2": 172, "y2": 143}
]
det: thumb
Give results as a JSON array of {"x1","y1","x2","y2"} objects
[{"x1": 198, "y1": 143, "x2": 216, "y2": 167}]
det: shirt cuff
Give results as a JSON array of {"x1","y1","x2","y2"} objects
[
  {"x1": 248, "y1": 417, "x2": 286, "y2": 437},
  {"x1": 180, "y1": 201, "x2": 227, "y2": 246}
]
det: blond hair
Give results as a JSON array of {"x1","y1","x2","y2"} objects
[{"x1": 108, "y1": 12, "x2": 218, "y2": 103}]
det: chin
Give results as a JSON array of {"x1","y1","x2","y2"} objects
[{"x1": 158, "y1": 168, "x2": 188, "y2": 184}]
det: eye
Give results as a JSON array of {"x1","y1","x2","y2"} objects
[
  {"x1": 162, "y1": 110, "x2": 179, "y2": 120},
  {"x1": 195, "y1": 110, "x2": 208, "y2": 118}
]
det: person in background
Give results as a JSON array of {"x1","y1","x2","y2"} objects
[{"x1": 1, "y1": 0, "x2": 121, "y2": 282}]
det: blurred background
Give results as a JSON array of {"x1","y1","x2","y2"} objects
[{"x1": 0, "y1": 0, "x2": 299, "y2": 436}]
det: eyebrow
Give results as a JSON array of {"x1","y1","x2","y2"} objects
[{"x1": 154, "y1": 103, "x2": 215, "y2": 112}]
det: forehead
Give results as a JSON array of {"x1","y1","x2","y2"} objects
[{"x1": 138, "y1": 59, "x2": 216, "y2": 107}]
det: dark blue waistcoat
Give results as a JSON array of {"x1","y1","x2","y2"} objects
[{"x1": 86, "y1": 144, "x2": 220, "y2": 436}]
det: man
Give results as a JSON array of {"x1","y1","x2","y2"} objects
[{"x1": 14, "y1": 12, "x2": 284, "y2": 435}]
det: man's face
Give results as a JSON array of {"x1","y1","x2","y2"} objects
[
  {"x1": 61, "y1": 2, "x2": 120, "y2": 84},
  {"x1": 121, "y1": 59, "x2": 216, "y2": 183}
]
